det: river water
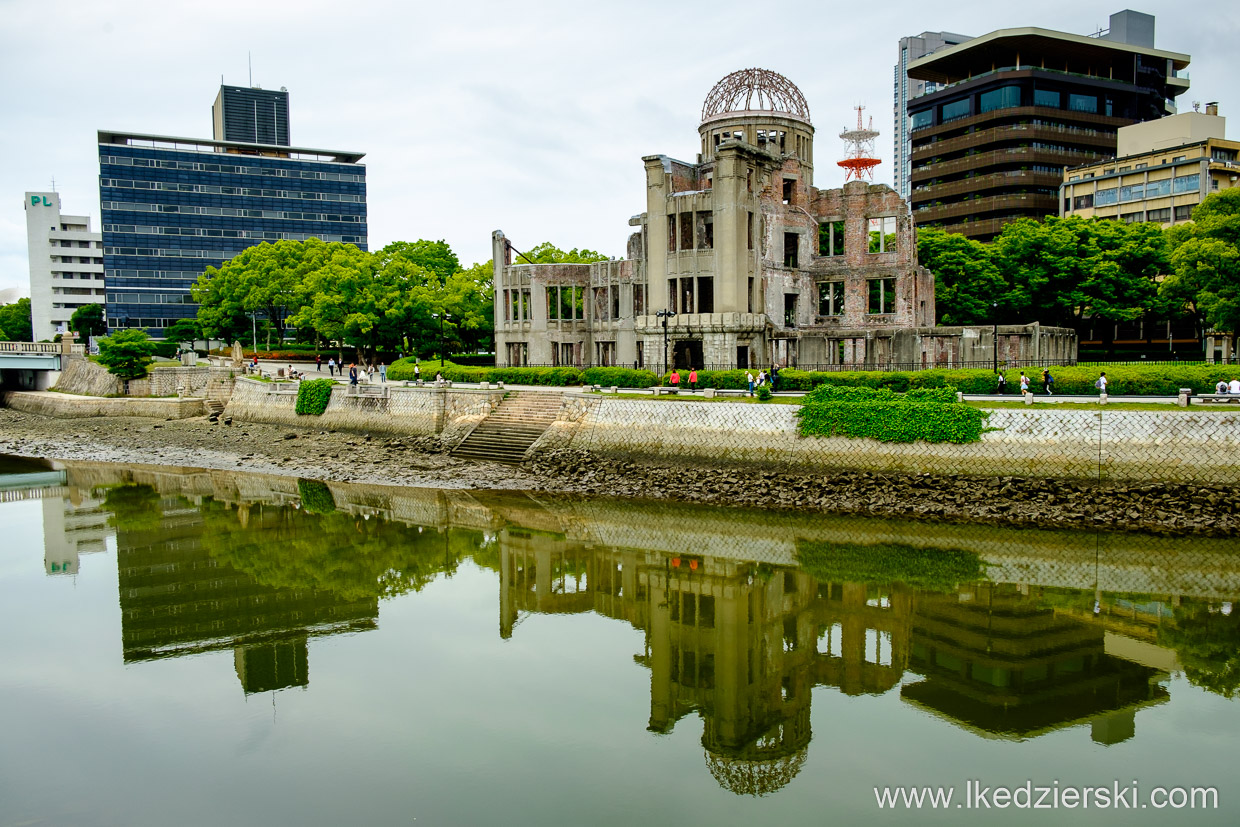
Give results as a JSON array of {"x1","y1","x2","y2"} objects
[{"x1": 1, "y1": 455, "x2": 1237, "y2": 825}]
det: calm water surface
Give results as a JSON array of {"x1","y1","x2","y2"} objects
[{"x1": 1, "y1": 456, "x2": 1237, "y2": 826}]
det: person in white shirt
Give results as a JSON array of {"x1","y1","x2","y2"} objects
[
  {"x1": 1096, "y1": 372, "x2": 1107, "y2": 395},
  {"x1": 1217, "y1": 380, "x2": 1229, "y2": 394},
  {"x1": 746, "y1": 371, "x2": 755, "y2": 397},
  {"x1": 1229, "y1": 378, "x2": 1240, "y2": 394}
]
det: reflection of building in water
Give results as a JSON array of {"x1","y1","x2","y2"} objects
[
  {"x1": 115, "y1": 495, "x2": 378, "y2": 695},
  {"x1": 42, "y1": 490, "x2": 111, "y2": 576},
  {"x1": 901, "y1": 583, "x2": 1169, "y2": 743}
]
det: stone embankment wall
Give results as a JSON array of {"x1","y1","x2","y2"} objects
[
  {"x1": 2, "y1": 391, "x2": 205, "y2": 419},
  {"x1": 52, "y1": 358, "x2": 233, "y2": 400},
  {"x1": 224, "y1": 378, "x2": 504, "y2": 441},
  {"x1": 534, "y1": 394, "x2": 1240, "y2": 484}
]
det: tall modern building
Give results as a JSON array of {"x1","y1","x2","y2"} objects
[
  {"x1": 99, "y1": 88, "x2": 366, "y2": 335},
  {"x1": 212, "y1": 85, "x2": 291, "y2": 146},
  {"x1": 23, "y1": 192, "x2": 105, "y2": 340},
  {"x1": 894, "y1": 31, "x2": 973, "y2": 201},
  {"x1": 906, "y1": 10, "x2": 1189, "y2": 240}
]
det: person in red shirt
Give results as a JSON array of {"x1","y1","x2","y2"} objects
[
  {"x1": 669, "y1": 369, "x2": 681, "y2": 393},
  {"x1": 688, "y1": 368, "x2": 698, "y2": 391}
]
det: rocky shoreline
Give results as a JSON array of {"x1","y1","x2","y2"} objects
[{"x1": 2, "y1": 407, "x2": 1235, "y2": 537}]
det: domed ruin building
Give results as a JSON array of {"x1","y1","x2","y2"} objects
[{"x1": 493, "y1": 69, "x2": 1075, "y2": 370}]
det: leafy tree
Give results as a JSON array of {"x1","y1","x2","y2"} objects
[
  {"x1": 374, "y1": 239, "x2": 461, "y2": 284},
  {"x1": 1162, "y1": 191, "x2": 1240, "y2": 352},
  {"x1": 0, "y1": 297, "x2": 33, "y2": 342},
  {"x1": 96, "y1": 329, "x2": 157, "y2": 380},
  {"x1": 164, "y1": 318, "x2": 202, "y2": 345},
  {"x1": 1159, "y1": 603, "x2": 1240, "y2": 699},
  {"x1": 916, "y1": 228, "x2": 1011, "y2": 324},
  {"x1": 517, "y1": 241, "x2": 611, "y2": 264},
  {"x1": 69, "y1": 303, "x2": 107, "y2": 339},
  {"x1": 445, "y1": 261, "x2": 495, "y2": 353}
]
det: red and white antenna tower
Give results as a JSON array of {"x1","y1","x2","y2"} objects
[{"x1": 838, "y1": 105, "x2": 881, "y2": 181}]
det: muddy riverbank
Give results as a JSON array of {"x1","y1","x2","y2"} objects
[{"x1": 2, "y1": 407, "x2": 1235, "y2": 537}]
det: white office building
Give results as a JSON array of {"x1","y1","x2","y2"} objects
[
  {"x1": 893, "y1": 31, "x2": 972, "y2": 201},
  {"x1": 23, "y1": 192, "x2": 105, "y2": 341}
]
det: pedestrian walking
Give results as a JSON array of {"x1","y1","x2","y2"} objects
[
  {"x1": 770, "y1": 365, "x2": 780, "y2": 391},
  {"x1": 1019, "y1": 372, "x2": 1029, "y2": 394},
  {"x1": 1095, "y1": 371, "x2": 1108, "y2": 395},
  {"x1": 366, "y1": 364, "x2": 375, "y2": 383},
  {"x1": 349, "y1": 363, "x2": 358, "y2": 385},
  {"x1": 1042, "y1": 368, "x2": 1054, "y2": 396},
  {"x1": 996, "y1": 373, "x2": 1007, "y2": 395},
  {"x1": 688, "y1": 368, "x2": 697, "y2": 391},
  {"x1": 670, "y1": 369, "x2": 681, "y2": 393},
  {"x1": 746, "y1": 370, "x2": 755, "y2": 397},
  {"x1": 757, "y1": 369, "x2": 766, "y2": 387},
  {"x1": 379, "y1": 362, "x2": 387, "y2": 383},
  {"x1": 414, "y1": 363, "x2": 421, "y2": 382},
  {"x1": 328, "y1": 357, "x2": 336, "y2": 377},
  {"x1": 316, "y1": 354, "x2": 322, "y2": 372}
]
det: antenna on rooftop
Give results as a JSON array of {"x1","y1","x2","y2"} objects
[
  {"x1": 838, "y1": 105, "x2": 881, "y2": 182},
  {"x1": 248, "y1": 52, "x2": 252, "y2": 86}
]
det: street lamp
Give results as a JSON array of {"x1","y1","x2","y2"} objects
[
  {"x1": 992, "y1": 301, "x2": 999, "y2": 376},
  {"x1": 432, "y1": 312, "x2": 452, "y2": 367},
  {"x1": 655, "y1": 308, "x2": 676, "y2": 382}
]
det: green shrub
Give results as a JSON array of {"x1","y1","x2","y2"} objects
[
  {"x1": 582, "y1": 367, "x2": 658, "y2": 387},
  {"x1": 755, "y1": 386, "x2": 773, "y2": 401},
  {"x1": 797, "y1": 397, "x2": 987, "y2": 444},
  {"x1": 297, "y1": 479, "x2": 337, "y2": 514},
  {"x1": 295, "y1": 378, "x2": 334, "y2": 415},
  {"x1": 97, "y1": 330, "x2": 157, "y2": 380},
  {"x1": 905, "y1": 386, "x2": 959, "y2": 403},
  {"x1": 803, "y1": 384, "x2": 896, "y2": 404},
  {"x1": 387, "y1": 358, "x2": 585, "y2": 386},
  {"x1": 694, "y1": 369, "x2": 754, "y2": 390}
]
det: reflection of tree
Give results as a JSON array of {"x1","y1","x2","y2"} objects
[
  {"x1": 102, "y1": 484, "x2": 171, "y2": 533},
  {"x1": 796, "y1": 541, "x2": 983, "y2": 592},
  {"x1": 198, "y1": 500, "x2": 483, "y2": 602},
  {"x1": 1159, "y1": 604, "x2": 1240, "y2": 699},
  {"x1": 297, "y1": 479, "x2": 336, "y2": 514}
]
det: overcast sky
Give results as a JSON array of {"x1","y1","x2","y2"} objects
[{"x1": 1, "y1": 0, "x2": 1233, "y2": 297}]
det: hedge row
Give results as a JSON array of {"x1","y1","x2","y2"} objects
[
  {"x1": 385, "y1": 359, "x2": 656, "y2": 388},
  {"x1": 796, "y1": 384, "x2": 986, "y2": 444},
  {"x1": 295, "y1": 379, "x2": 334, "y2": 415},
  {"x1": 796, "y1": 540, "x2": 985, "y2": 591}
]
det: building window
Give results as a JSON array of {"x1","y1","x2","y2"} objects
[
  {"x1": 1095, "y1": 187, "x2": 1119, "y2": 205},
  {"x1": 868, "y1": 216, "x2": 897, "y2": 253},
  {"x1": 784, "y1": 294, "x2": 798, "y2": 328},
  {"x1": 697, "y1": 211, "x2": 713, "y2": 249},
  {"x1": 941, "y1": 98, "x2": 970, "y2": 122},
  {"x1": 1173, "y1": 174, "x2": 1200, "y2": 194},
  {"x1": 1135, "y1": 163, "x2": 1148, "y2": 170},
  {"x1": 1212, "y1": 148, "x2": 1238, "y2": 162},
  {"x1": 783, "y1": 232, "x2": 799, "y2": 268},
  {"x1": 911, "y1": 110, "x2": 933, "y2": 131},
  {"x1": 747, "y1": 211, "x2": 754, "y2": 250},
  {"x1": 818, "y1": 281, "x2": 844, "y2": 316},
  {"x1": 979, "y1": 86, "x2": 1020, "y2": 113},
  {"x1": 1121, "y1": 211, "x2": 1144, "y2": 224},
  {"x1": 868, "y1": 278, "x2": 896, "y2": 314},
  {"x1": 748, "y1": 277, "x2": 755, "y2": 314},
  {"x1": 1119, "y1": 183, "x2": 1145, "y2": 202},
  {"x1": 634, "y1": 284, "x2": 645, "y2": 316},
  {"x1": 680, "y1": 213, "x2": 694, "y2": 250},
  {"x1": 1174, "y1": 205, "x2": 1193, "y2": 221},
  {"x1": 1146, "y1": 208, "x2": 1171, "y2": 223},
  {"x1": 1034, "y1": 89, "x2": 1060, "y2": 109},
  {"x1": 667, "y1": 215, "x2": 676, "y2": 252},
  {"x1": 1146, "y1": 179, "x2": 1171, "y2": 197},
  {"x1": 697, "y1": 277, "x2": 714, "y2": 313},
  {"x1": 1173, "y1": 155, "x2": 1186, "y2": 162},
  {"x1": 1073, "y1": 194, "x2": 1094, "y2": 210},
  {"x1": 818, "y1": 220, "x2": 845, "y2": 256},
  {"x1": 1069, "y1": 94, "x2": 1097, "y2": 113},
  {"x1": 782, "y1": 178, "x2": 794, "y2": 204}
]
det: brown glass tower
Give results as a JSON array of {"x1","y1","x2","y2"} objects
[{"x1": 905, "y1": 11, "x2": 1189, "y2": 240}]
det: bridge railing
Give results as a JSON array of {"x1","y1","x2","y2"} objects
[{"x1": 0, "y1": 342, "x2": 84, "y2": 356}]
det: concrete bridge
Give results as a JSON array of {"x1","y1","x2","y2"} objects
[{"x1": 0, "y1": 340, "x2": 84, "y2": 390}]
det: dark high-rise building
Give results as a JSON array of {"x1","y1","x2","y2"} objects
[
  {"x1": 894, "y1": 31, "x2": 973, "y2": 201},
  {"x1": 906, "y1": 10, "x2": 1189, "y2": 240},
  {"x1": 212, "y1": 85, "x2": 291, "y2": 146}
]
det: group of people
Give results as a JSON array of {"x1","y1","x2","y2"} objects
[
  {"x1": 996, "y1": 369, "x2": 1067, "y2": 396},
  {"x1": 315, "y1": 355, "x2": 387, "y2": 384},
  {"x1": 745, "y1": 366, "x2": 779, "y2": 396},
  {"x1": 666, "y1": 369, "x2": 699, "y2": 392},
  {"x1": 1215, "y1": 378, "x2": 1240, "y2": 394}
]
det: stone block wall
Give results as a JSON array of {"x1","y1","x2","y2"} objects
[
  {"x1": 53, "y1": 358, "x2": 121, "y2": 397},
  {"x1": 224, "y1": 379, "x2": 505, "y2": 439},
  {"x1": 2, "y1": 391, "x2": 205, "y2": 419},
  {"x1": 539, "y1": 395, "x2": 1240, "y2": 484}
]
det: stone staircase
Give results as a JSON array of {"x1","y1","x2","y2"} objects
[{"x1": 453, "y1": 391, "x2": 563, "y2": 463}]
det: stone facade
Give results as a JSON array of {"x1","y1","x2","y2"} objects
[{"x1": 493, "y1": 69, "x2": 1076, "y2": 371}]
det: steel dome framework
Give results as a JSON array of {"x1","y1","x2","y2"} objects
[{"x1": 701, "y1": 68, "x2": 812, "y2": 124}]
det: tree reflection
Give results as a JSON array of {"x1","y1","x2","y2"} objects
[{"x1": 1159, "y1": 602, "x2": 1240, "y2": 699}]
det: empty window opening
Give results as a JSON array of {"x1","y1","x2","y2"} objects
[
  {"x1": 747, "y1": 211, "x2": 754, "y2": 249},
  {"x1": 747, "y1": 276, "x2": 754, "y2": 313},
  {"x1": 819, "y1": 220, "x2": 845, "y2": 256},
  {"x1": 783, "y1": 232, "x2": 799, "y2": 268},
  {"x1": 868, "y1": 216, "x2": 897, "y2": 253},
  {"x1": 818, "y1": 281, "x2": 844, "y2": 316},
  {"x1": 679, "y1": 212, "x2": 694, "y2": 251},
  {"x1": 868, "y1": 278, "x2": 896, "y2": 314},
  {"x1": 633, "y1": 284, "x2": 645, "y2": 316},
  {"x1": 667, "y1": 215, "x2": 676, "y2": 252},
  {"x1": 782, "y1": 178, "x2": 794, "y2": 204},
  {"x1": 667, "y1": 278, "x2": 678, "y2": 314},
  {"x1": 784, "y1": 293, "x2": 798, "y2": 328},
  {"x1": 697, "y1": 277, "x2": 714, "y2": 313},
  {"x1": 697, "y1": 211, "x2": 714, "y2": 249},
  {"x1": 680, "y1": 277, "x2": 695, "y2": 314}
]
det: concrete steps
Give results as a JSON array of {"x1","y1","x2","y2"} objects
[{"x1": 453, "y1": 391, "x2": 562, "y2": 463}]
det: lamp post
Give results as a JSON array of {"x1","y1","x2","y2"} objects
[
  {"x1": 992, "y1": 301, "x2": 999, "y2": 375},
  {"x1": 432, "y1": 312, "x2": 452, "y2": 367},
  {"x1": 656, "y1": 309, "x2": 676, "y2": 383}
]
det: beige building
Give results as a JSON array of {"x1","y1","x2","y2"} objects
[
  {"x1": 1061, "y1": 104, "x2": 1239, "y2": 225},
  {"x1": 495, "y1": 69, "x2": 1074, "y2": 372}
]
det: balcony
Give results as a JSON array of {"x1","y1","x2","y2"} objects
[
  {"x1": 911, "y1": 105, "x2": 1134, "y2": 140},
  {"x1": 914, "y1": 193, "x2": 1059, "y2": 224},
  {"x1": 911, "y1": 122, "x2": 1116, "y2": 161},
  {"x1": 911, "y1": 146, "x2": 1107, "y2": 182},
  {"x1": 911, "y1": 171, "x2": 1065, "y2": 205}
]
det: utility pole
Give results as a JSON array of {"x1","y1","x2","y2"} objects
[{"x1": 992, "y1": 301, "x2": 999, "y2": 375}]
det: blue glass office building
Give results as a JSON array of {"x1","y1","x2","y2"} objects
[{"x1": 98, "y1": 130, "x2": 366, "y2": 333}]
